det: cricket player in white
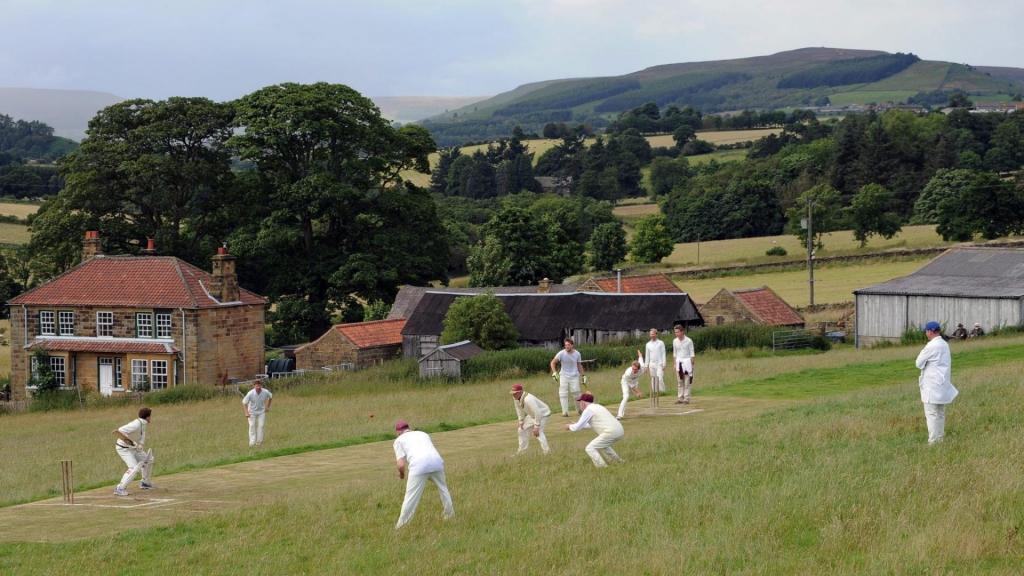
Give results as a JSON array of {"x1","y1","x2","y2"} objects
[
  {"x1": 113, "y1": 407, "x2": 155, "y2": 496},
  {"x1": 510, "y1": 383, "x2": 551, "y2": 455},
  {"x1": 617, "y1": 350, "x2": 646, "y2": 419},
  {"x1": 242, "y1": 380, "x2": 273, "y2": 447},
  {"x1": 566, "y1": 393, "x2": 625, "y2": 468},
  {"x1": 550, "y1": 338, "x2": 585, "y2": 416},
  {"x1": 393, "y1": 420, "x2": 455, "y2": 529},
  {"x1": 672, "y1": 325, "x2": 696, "y2": 404},
  {"x1": 644, "y1": 329, "x2": 666, "y2": 395},
  {"x1": 916, "y1": 321, "x2": 958, "y2": 444}
]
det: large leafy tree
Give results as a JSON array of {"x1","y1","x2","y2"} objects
[
  {"x1": 588, "y1": 222, "x2": 628, "y2": 271},
  {"x1": 466, "y1": 204, "x2": 583, "y2": 286},
  {"x1": 629, "y1": 214, "x2": 674, "y2": 264},
  {"x1": 786, "y1": 184, "x2": 844, "y2": 249},
  {"x1": 229, "y1": 82, "x2": 445, "y2": 340},
  {"x1": 29, "y1": 97, "x2": 237, "y2": 279},
  {"x1": 935, "y1": 172, "x2": 1024, "y2": 241},
  {"x1": 845, "y1": 184, "x2": 902, "y2": 247}
]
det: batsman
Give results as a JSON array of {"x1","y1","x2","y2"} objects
[
  {"x1": 112, "y1": 407, "x2": 156, "y2": 496},
  {"x1": 550, "y1": 337, "x2": 586, "y2": 416}
]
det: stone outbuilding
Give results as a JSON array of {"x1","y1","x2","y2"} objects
[
  {"x1": 577, "y1": 272, "x2": 681, "y2": 293},
  {"x1": 7, "y1": 232, "x2": 266, "y2": 399},
  {"x1": 854, "y1": 247, "x2": 1024, "y2": 347},
  {"x1": 699, "y1": 286, "x2": 805, "y2": 328},
  {"x1": 293, "y1": 318, "x2": 405, "y2": 371},
  {"x1": 418, "y1": 340, "x2": 484, "y2": 379}
]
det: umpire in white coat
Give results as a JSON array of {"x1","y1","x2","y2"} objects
[
  {"x1": 915, "y1": 321, "x2": 958, "y2": 444},
  {"x1": 510, "y1": 383, "x2": 551, "y2": 455}
]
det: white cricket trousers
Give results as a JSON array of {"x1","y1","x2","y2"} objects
[
  {"x1": 396, "y1": 470, "x2": 455, "y2": 529},
  {"x1": 517, "y1": 416, "x2": 550, "y2": 454},
  {"x1": 923, "y1": 403, "x2": 947, "y2": 444},
  {"x1": 585, "y1": 432, "x2": 624, "y2": 468},
  {"x1": 559, "y1": 374, "x2": 581, "y2": 415},
  {"x1": 676, "y1": 373, "x2": 693, "y2": 401},
  {"x1": 116, "y1": 446, "x2": 154, "y2": 490},
  {"x1": 248, "y1": 413, "x2": 267, "y2": 446},
  {"x1": 618, "y1": 382, "x2": 635, "y2": 418}
]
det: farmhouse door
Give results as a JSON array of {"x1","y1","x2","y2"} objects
[{"x1": 99, "y1": 359, "x2": 114, "y2": 397}]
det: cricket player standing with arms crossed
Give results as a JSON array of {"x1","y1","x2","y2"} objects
[
  {"x1": 550, "y1": 337, "x2": 586, "y2": 416},
  {"x1": 112, "y1": 407, "x2": 155, "y2": 496},
  {"x1": 242, "y1": 379, "x2": 273, "y2": 447},
  {"x1": 672, "y1": 325, "x2": 695, "y2": 405}
]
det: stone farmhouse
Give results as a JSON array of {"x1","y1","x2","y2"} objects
[
  {"x1": 699, "y1": 286, "x2": 805, "y2": 328},
  {"x1": 7, "y1": 232, "x2": 266, "y2": 400}
]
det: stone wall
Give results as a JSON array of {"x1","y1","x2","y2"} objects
[
  {"x1": 698, "y1": 291, "x2": 754, "y2": 327},
  {"x1": 193, "y1": 304, "x2": 265, "y2": 385}
]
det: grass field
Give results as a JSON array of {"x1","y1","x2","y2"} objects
[
  {"x1": 400, "y1": 129, "x2": 775, "y2": 187},
  {"x1": 2, "y1": 335, "x2": 1023, "y2": 573},
  {"x1": 663, "y1": 224, "x2": 960, "y2": 268},
  {"x1": 677, "y1": 256, "x2": 931, "y2": 306},
  {"x1": 0, "y1": 201, "x2": 40, "y2": 219},
  {"x1": 0, "y1": 222, "x2": 31, "y2": 244},
  {"x1": 828, "y1": 90, "x2": 919, "y2": 106}
]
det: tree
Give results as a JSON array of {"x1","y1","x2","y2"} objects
[
  {"x1": 229, "y1": 82, "x2": 445, "y2": 340},
  {"x1": 786, "y1": 184, "x2": 844, "y2": 249},
  {"x1": 672, "y1": 125, "x2": 695, "y2": 147},
  {"x1": 629, "y1": 215, "x2": 674, "y2": 263},
  {"x1": 440, "y1": 293, "x2": 518, "y2": 350},
  {"x1": 587, "y1": 222, "x2": 628, "y2": 271},
  {"x1": 363, "y1": 300, "x2": 391, "y2": 321},
  {"x1": 935, "y1": 172, "x2": 1024, "y2": 241},
  {"x1": 29, "y1": 349, "x2": 59, "y2": 396},
  {"x1": 648, "y1": 156, "x2": 690, "y2": 198},
  {"x1": 912, "y1": 169, "x2": 976, "y2": 224},
  {"x1": 430, "y1": 147, "x2": 462, "y2": 193},
  {"x1": 845, "y1": 184, "x2": 902, "y2": 247},
  {"x1": 948, "y1": 92, "x2": 973, "y2": 109},
  {"x1": 30, "y1": 97, "x2": 237, "y2": 279}
]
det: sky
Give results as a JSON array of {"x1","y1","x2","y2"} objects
[{"x1": 1, "y1": 0, "x2": 1022, "y2": 101}]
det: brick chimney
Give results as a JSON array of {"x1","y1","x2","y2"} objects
[
  {"x1": 140, "y1": 238, "x2": 157, "y2": 256},
  {"x1": 82, "y1": 231, "x2": 103, "y2": 261},
  {"x1": 209, "y1": 245, "x2": 239, "y2": 302},
  {"x1": 538, "y1": 278, "x2": 551, "y2": 294}
]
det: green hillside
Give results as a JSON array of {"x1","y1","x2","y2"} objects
[{"x1": 421, "y1": 47, "x2": 1024, "y2": 146}]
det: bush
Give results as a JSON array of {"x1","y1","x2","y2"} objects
[
  {"x1": 765, "y1": 246, "x2": 788, "y2": 257},
  {"x1": 440, "y1": 293, "x2": 519, "y2": 350},
  {"x1": 692, "y1": 324, "x2": 777, "y2": 353},
  {"x1": 28, "y1": 390, "x2": 79, "y2": 412},
  {"x1": 899, "y1": 325, "x2": 930, "y2": 346},
  {"x1": 148, "y1": 385, "x2": 219, "y2": 405}
]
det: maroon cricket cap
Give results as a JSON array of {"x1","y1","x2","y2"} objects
[
  {"x1": 576, "y1": 393, "x2": 594, "y2": 403},
  {"x1": 394, "y1": 420, "x2": 410, "y2": 432},
  {"x1": 510, "y1": 383, "x2": 524, "y2": 394}
]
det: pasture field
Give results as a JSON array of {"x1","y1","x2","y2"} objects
[
  {"x1": 0, "y1": 201, "x2": 40, "y2": 219},
  {"x1": 828, "y1": 90, "x2": 918, "y2": 106},
  {"x1": 662, "y1": 224, "x2": 964, "y2": 268},
  {"x1": 400, "y1": 129, "x2": 775, "y2": 187},
  {"x1": 676, "y1": 256, "x2": 931, "y2": 306},
  {"x1": 1, "y1": 336, "x2": 1022, "y2": 573},
  {"x1": 0, "y1": 222, "x2": 31, "y2": 244}
]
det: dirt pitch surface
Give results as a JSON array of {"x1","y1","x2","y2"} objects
[{"x1": 0, "y1": 396, "x2": 778, "y2": 543}]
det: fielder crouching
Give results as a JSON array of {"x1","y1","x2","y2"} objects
[
  {"x1": 113, "y1": 407, "x2": 156, "y2": 496},
  {"x1": 566, "y1": 393, "x2": 625, "y2": 468}
]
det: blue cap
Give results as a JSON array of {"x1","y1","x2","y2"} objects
[{"x1": 924, "y1": 321, "x2": 941, "y2": 332}]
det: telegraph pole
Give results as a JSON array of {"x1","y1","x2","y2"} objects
[{"x1": 806, "y1": 199, "x2": 815, "y2": 307}]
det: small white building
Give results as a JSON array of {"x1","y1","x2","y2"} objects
[{"x1": 854, "y1": 247, "x2": 1024, "y2": 347}]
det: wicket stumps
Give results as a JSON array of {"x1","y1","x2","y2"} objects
[
  {"x1": 649, "y1": 377, "x2": 660, "y2": 409},
  {"x1": 60, "y1": 459, "x2": 74, "y2": 504}
]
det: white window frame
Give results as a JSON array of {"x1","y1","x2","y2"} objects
[
  {"x1": 58, "y1": 311, "x2": 75, "y2": 336},
  {"x1": 155, "y1": 313, "x2": 172, "y2": 339},
  {"x1": 30, "y1": 355, "x2": 66, "y2": 387},
  {"x1": 96, "y1": 311, "x2": 114, "y2": 337},
  {"x1": 39, "y1": 311, "x2": 56, "y2": 336},
  {"x1": 131, "y1": 359, "x2": 149, "y2": 390},
  {"x1": 136, "y1": 313, "x2": 153, "y2": 338},
  {"x1": 151, "y1": 360, "x2": 169, "y2": 390},
  {"x1": 115, "y1": 357, "x2": 123, "y2": 389}
]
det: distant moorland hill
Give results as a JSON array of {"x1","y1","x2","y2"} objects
[
  {"x1": 372, "y1": 95, "x2": 492, "y2": 125},
  {"x1": 421, "y1": 47, "x2": 1024, "y2": 145}
]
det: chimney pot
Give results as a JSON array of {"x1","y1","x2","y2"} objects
[{"x1": 82, "y1": 230, "x2": 103, "y2": 261}]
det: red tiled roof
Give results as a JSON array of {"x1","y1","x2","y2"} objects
[
  {"x1": 27, "y1": 338, "x2": 179, "y2": 355},
  {"x1": 334, "y1": 318, "x2": 406, "y2": 348},
  {"x1": 591, "y1": 273, "x2": 681, "y2": 293},
  {"x1": 8, "y1": 256, "x2": 265, "y2": 309},
  {"x1": 732, "y1": 287, "x2": 804, "y2": 326}
]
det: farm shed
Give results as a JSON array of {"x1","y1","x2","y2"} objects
[
  {"x1": 699, "y1": 286, "x2": 804, "y2": 328},
  {"x1": 294, "y1": 319, "x2": 405, "y2": 370},
  {"x1": 418, "y1": 340, "x2": 484, "y2": 379},
  {"x1": 401, "y1": 291, "x2": 704, "y2": 358},
  {"x1": 388, "y1": 282, "x2": 577, "y2": 321},
  {"x1": 854, "y1": 248, "x2": 1024, "y2": 347}
]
